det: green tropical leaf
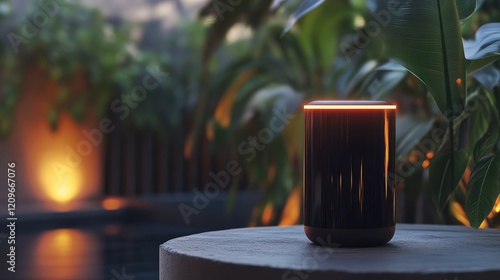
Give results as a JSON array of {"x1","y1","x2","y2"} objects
[
  {"x1": 270, "y1": 26, "x2": 311, "y2": 82},
  {"x1": 240, "y1": 85, "x2": 302, "y2": 127},
  {"x1": 371, "y1": 0, "x2": 467, "y2": 117},
  {"x1": 284, "y1": 0, "x2": 325, "y2": 32},
  {"x1": 199, "y1": 0, "x2": 272, "y2": 63},
  {"x1": 467, "y1": 91, "x2": 492, "y2": 152},
  {"x1": 464, "y1": 23, "x2": 500, "y2": 73},
  {"x1": 336, "y1": 59, "x2": 378, "y2": 96},
  {"x1": 465, "y1": 153, "x2": 500, "y2": 228},
  {"x1": 429, "y1": 149, "x2": 470, "y2": 211},
  {"x1": 230, "y1": 75, "x2": 276, "y2": 129},
  {"x1": 297, "y1": 0, "x2": 351, "y2": 71},
  {"x1": 467, "y1": 57, "x2": 500, "y2": 74},
  {"x1": 474, "y1": 129, "x2": 499, "y2": 162},
  {"x1": 376, "y1": 60, "x2": 408, "y2": 72},
  {"x1": 455, "y1": 0, "x2": 485, "y2": 20}
]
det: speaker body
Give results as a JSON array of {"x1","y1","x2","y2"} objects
[{"x1": 303, "y1": 100, "x2": 396, "y2": 247}]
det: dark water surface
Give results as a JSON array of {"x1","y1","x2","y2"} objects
[{"x1": 3, "y1": 221, "x2": 195, "y2": 280}]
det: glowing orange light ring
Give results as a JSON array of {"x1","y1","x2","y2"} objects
[{"x1": 303, "y1": 105, "x2": 397, "y2": 110}]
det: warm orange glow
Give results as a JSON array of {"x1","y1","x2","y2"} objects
[
  {"x1": 452, "y1": 198, "x2": 500, "y2": 228},
  {"x1": 4, "y1": 66, "x2": 102, "y2": 210},
  {"x1": 261, "y1": 204, "x2": 275, "y2": 225},
  {"x1": 214, "y1": 69, "x2": 257, "y2": 128},
  {"x1": 248, "y1": 206, "x2": 260, "y2": 227},
  {"x1": 304, "y1": 105, "x2": 396, "y2": 110},
  {"x1": 206, "y1": 122, "x2": 215, "y2": 141},
  {"x1": 421, "y1": 160, "x2": 430, "y2": 169},
  {"x1": 33, "y1": 229, "x2": 100, "y2": 279},
  {"x1": 279, "y1": 187, "x2": 301, "y2": 226},
  {"x1": 488, "y1": 196, "x2": 500, "y2": 220},
  {"x1": 359, "y1": 159, "x2": 364, "y2": 211},
  {"x1": 463, "y1": 167, "x2": 472, "y2": 185},
  {"x1": 426, "y1": 152, "x2": 435, "y2": 159},
  {"x1": 409, "y1": 152, "x2": 420, "y2": 163},
  {"x1": 458, "y1": 180, "x2": 467, "y2": 195},
  {"x1": 384, "y1": 111, "x2": 389, "y2": 200},
  {"x1": 480, "y1": 220, "x2": 489, "y2": 228},
  {"x1": 102, "y1": 198, "x2": 124, "y2": 211},
  {"x1": 34, "y1": 115, "x2": 88, "y2": 207},
  {"x1": 39, "y1": 160, "x2": 82, "y2": 204},
  {"x1": 184, "y1": 132, "x2": 194, "y2": 159},
  {"x1": 451, "y1": 201, "x2": 470, "y2": 227},
  {"x1": 456, "y1": 78, "x2": 463, "y2": 86}
]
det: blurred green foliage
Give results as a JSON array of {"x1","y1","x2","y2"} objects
[
  {"x1": 198, "y1": 0, "x2": 500, "y2": 227},
  {"x1": 0, "y1": 1, "x2": 247, "y2": 137},
  {"x1": 0, "y1": 0, "x2": 133, "y2": 134}
]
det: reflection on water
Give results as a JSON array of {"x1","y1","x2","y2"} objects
[
  {"x1": 32, "y1": 229, "x2": 101, "y2": 280},
  {"x1": 12, "y1": 222, "x2": 186, "y2": 280}
]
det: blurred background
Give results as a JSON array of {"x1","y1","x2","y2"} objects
[{"x1": 0, "y1": 0, "x2": 499, "y2": 279}]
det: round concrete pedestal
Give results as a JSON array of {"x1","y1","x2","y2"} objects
[{"x1": 160, "y1": 224, "x2": 500, "y2": 280}]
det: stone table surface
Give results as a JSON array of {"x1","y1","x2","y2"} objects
[{"x1": 159, "y1": 224, "x2": 500, "y2": 280}]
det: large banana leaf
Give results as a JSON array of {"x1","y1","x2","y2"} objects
[{"x1": 370, "y1": 0, "x2": 466, "y2": 117}]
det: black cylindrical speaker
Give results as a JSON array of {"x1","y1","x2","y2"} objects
[{"x1": 303, "y1": 100, "x2": 396, "y2": 247}]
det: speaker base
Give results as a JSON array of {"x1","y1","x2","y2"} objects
[{"x1": 304, "y1": 225, "x2": 395, "y2": 247}]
